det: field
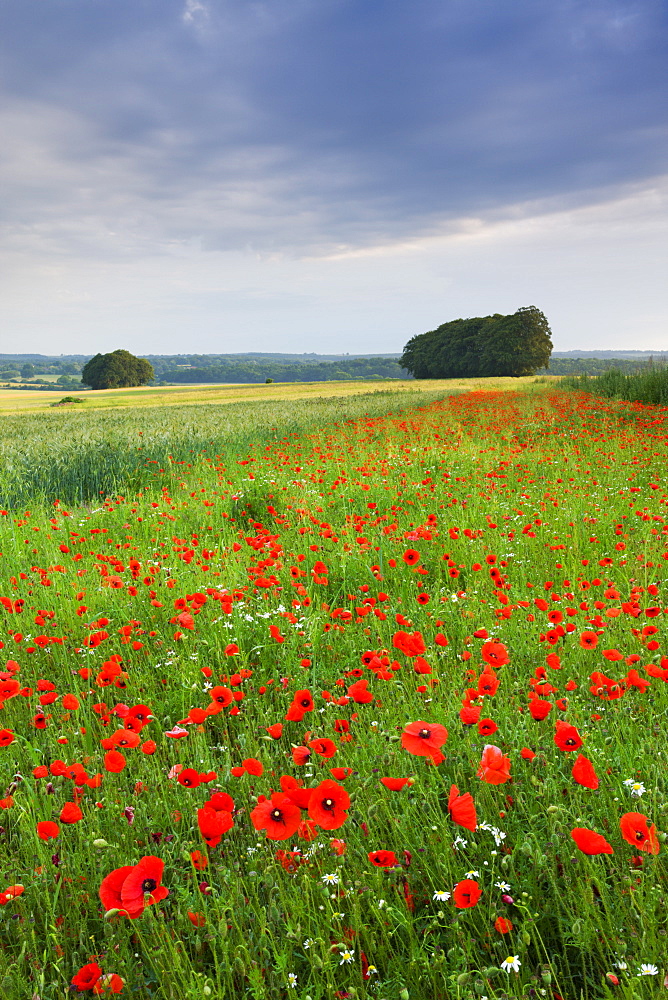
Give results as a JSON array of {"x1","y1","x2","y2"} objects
[
  {"x1": 0, "y1": 375, "x2": 554, "y2": 414},
  {"x1": 0, "y1": 382, "x2": 666, "y2": 999}
]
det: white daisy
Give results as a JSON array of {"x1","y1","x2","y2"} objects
[
  {"x1": 637, "y1": 964, "x2": 658, "y2": 976},
  {"x1": 339, "y1": 948, "x2": 355, "y2": 965},
  {"x1": 432, "y1": 890, "x2": 451, "y2": 901},
  {"x1": 287, "y1": 972, "x2": 298, "y2": 988},
  {"x1": 322, "y1": 872, "x2": 340, "y2": 885},
  {"x1": 501, "y1": 955, "x2": 521, "y2": 973}
]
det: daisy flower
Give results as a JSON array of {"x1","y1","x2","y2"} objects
[
  {"x1": 623, "y1": 779, "x2": 646, "y2": 797},
  {"x1": 501, "y1": 955, "x2": 521, "y2": 973},
  {"x1": 433, "y1": 890, "x2": 451, "y2": 901}
]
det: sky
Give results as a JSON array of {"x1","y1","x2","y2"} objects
[{"x1": 1, "y1": 0, "x2": 667, "y2": 356}]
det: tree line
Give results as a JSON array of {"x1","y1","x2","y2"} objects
[
  {"x1": 159, "y1": 357, "x2": 406, "y2": 384},
  {"x1": 400, "y1": 306, "x2": 552, "y2": 378}
]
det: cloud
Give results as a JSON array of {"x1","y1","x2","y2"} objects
[
  {"x1": 182, "y1": 0, "x2": 210, "y2": 30},
  {"x1": 0, "y1": 0, "x2": 666, "y2": 261},
  {"x1": 0, "y1": 0, "x2": 666, "y2": 352}
]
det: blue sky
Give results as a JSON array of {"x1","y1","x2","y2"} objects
[{"x1": 1, "y1": 0, "x2": 666, "y2": 355}]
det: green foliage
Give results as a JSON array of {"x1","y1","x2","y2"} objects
[
  {"x1": 158, "y1": 356, "x2": 407, "y2": 384},
  {"x1": 81, "y1": 350, "x2": 154, "y2": 390},
  {"x1": 401, "y1": 306, "x2": 552, "y2": 378},
  {"x1": 561, "y1": 365, "x2": 668, "y2": 405},
  {"x1": 544, "y1": 357, "x2": 666, "y2": 376}
]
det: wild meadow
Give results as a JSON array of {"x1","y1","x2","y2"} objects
[{"x1": 0, "y1": 384, "x2": 666, "y2": 1000}]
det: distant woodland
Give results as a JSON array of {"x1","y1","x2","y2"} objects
[{"x1": 1, "y1": 350, "x2": 666, "y2": 390}]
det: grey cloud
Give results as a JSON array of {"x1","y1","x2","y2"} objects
[{"x1": 0, "y1": 0, "x2": 666, "y2": 258}]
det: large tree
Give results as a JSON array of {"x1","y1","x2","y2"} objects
[
  {"x1": 401, "y1": 307, "x2": 552, "y2": 378},
  {"x1": 81, "y1": 350, "x2": 154, "y2": 389}
]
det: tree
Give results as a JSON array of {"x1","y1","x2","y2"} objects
[
  {"x1": 20, "y1": 363, "x2": 35, "y2": 379},
  {"x1": 400, "y1": 307, "x2": 552, "y2": 378},
  {"x1": 81, "y1": 351, "x2": 155, "y2": 390}
]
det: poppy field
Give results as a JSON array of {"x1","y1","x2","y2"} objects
[{"x1": 0, "y1": 385, "x2": 666, "y2": 1000}]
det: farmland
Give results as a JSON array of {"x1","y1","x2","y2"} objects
[{"x1": 0, "y1": 383, "x2": 666, "y2": 999}]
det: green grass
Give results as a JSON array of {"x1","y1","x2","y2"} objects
[{"x1": 562, "y1": 366, "x2": 668, "y2": 406}]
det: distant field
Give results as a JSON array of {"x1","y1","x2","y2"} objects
[{"x1": 0, "y1": 375, "x2": 558, "y2": 413}]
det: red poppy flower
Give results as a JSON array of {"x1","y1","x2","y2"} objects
[
  {"x1": 208, "y1": 685, "x2": 233, "y2": 710},
  {"x1": 104, "y1": 750, "x2": 126, "y2": 773},
  {"x1": 494, "y1": 916, "x2": 513, "y2": 934},
  {"x1": 291, "y1": 745, "x2": 311, "y2": 766},
  {"x1": 528, "y1": 697, "x2": 552, "y2": 721},
  {"x1": 480, "y1": 641, "x2": 508, "y2": 667},
  {"x1": 206, "y1": 791, "x2": 235, "y2": 813},
  {"x1": 554, "y1": 720, "x2": 583, "y2": 752},
  {"x1": 307, "y1": 779, "x2": 350, "y2": 830},
  {"x1": 459, "y1": 702, "x2": 481, "y2": 725},
  {"x1": 266, "y1": 723, "x2": 283, "y2": 739},
  {"x1": 177, "y1": 768, "x2": 201, "y2": 788},
  {"x1": 99, "y1": 856, "x2": 168, "y2": 918},
  {"x1": 242, "y1": 757, "x2": 264, "y2": 776},
  {"x1": 570, "y1": 828, "x2": 614, "y2": 855},
  {"x1": 330, "y1": 767, "x2": 353, "y2": 780},
  {"x1": 619, "y1": 813, "x2": 660, "y2": 854},
  {"x1": 276, "y1": 849, "x2": 303, "y2": 873},
  {"x1": 477, "y1": 745, "x2": 511, "y2": 785},
  {"x1": 477, "y1": 717, "x2": 498, "y2": 736},
  {"x1": 0, "y1": 884, "x2": 24, "y2": 904},
  {"x1": 309, "y1": 738, "x2": 337, "y2": 758},
  {"x1": 447, "y1": 784, "x2": 477, "y2": 831},
  {"x1": 368, "y1": 849, "x2": 397, "y2": 868},
  {"x1": 285, "y1": 689, "x2": 314, "y2": 721},
  {"x1": 250, "y1": 792, "x2": 302, "y2": 840},
  {"x1": 347, "y1": 678, "x2": 374, "y2": 703},
  {"x1": 571, "y1": 755, "x2": 599, "y2": 790},
  {"x1": 37, "y1": 820, "x2": 60, "y2": 840},
  {"x1": 71, "y1": 962, "x2": 102, "y2": 992},
  {"x1": 297, "y1": 818, "x2": 319, "y2": 841},
  {"x1": 0, "y1": 729, "x2": 15, "y2": 747},
  {"x1": 100, "y1": 865, "x2": 133, "y2": 910},
  {"x1": 401, "y1": 720, "x2": 448, "y2": 760},
  {"x1": 520, "y1": 747, "x2": 536, "y2": 761},
  {"x1": 190, "y1": 850, "x2": 208, "y2": 870},
  {"x1": 579, "y1": 631, "x2": 598, "y2": 649},
  {"x1": 105, "y1": 729, "x2": 140, "y2": 750},
  {"x1": 380, "y1": 777, "x2": 413, "y2": 791},
  {"x1": 403, "y1": 549, "x2": 420, "y2": 566},
  {"x1": 197, "y1": 805, "x2": 234, "y2": 848},
  {"x1": 477, "y1": 669, "x2": 500, "y2": 697},
  {"x1": 279, "y1": 775, "x2": 312, "y2": 809},
  {"x1": 453, "y1": 878, "x2": 482, "y2": 908},
  {"x1": 60, "y1": 802, "x2": 83, "y2": 824},
  {"x1": 119, "y1": 856, "x2": 169, "y2": 917}
]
